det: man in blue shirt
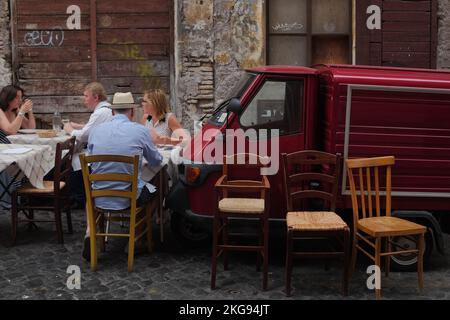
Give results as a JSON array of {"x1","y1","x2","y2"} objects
[{"x1": 82, "y1": 92, "x2": 162, "y2": 261}]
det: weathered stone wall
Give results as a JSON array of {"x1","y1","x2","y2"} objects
[
  {"x1": 0, "y1": 0, "x2": 12, "y2": 87},
  {"x1": 175, "y1": 0, "x2": 264, "y2": 130},
  {"x1": 438, "y1": 0, "x2": 450, "y2": 69}
]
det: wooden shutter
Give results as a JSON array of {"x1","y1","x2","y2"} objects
[{"x1": 356, "y1": 0, "x2": 437, "y2": 69}]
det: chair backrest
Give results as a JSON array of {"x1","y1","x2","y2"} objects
[
  {"x1": 346, "y1": 156, "x2": 395, "y2": 224},
  {"x1": 282, "y1": 150, "x2": 341, "y2": 212},
  {"x1": 79, "y1": 154, "x2": 139, "y2": 212},
  {"x1": 222, "y1": 153, "x2": 269, "y2": 199},
  {"x1": 53, "y1": 136, "x2": 76, "y2": 194}
]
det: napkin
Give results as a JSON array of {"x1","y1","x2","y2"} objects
[{"x1": 145, "y1": 182, "x2": 157, "y2": 194}]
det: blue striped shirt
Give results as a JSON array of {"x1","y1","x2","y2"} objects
[{"x1": 87, "y1": 114, "x2": 162, "y2": 210}]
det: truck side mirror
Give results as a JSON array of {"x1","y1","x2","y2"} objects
[{"x1": 227, "y1": 98, "x2": 241, "y2": 115}]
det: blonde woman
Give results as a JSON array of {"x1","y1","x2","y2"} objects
[{"x1": 140, "y1": 89, "x2": 186, "y2": 145}]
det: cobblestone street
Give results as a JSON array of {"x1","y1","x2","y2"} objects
[{"x1": 0, "y1": 209, "x2": 449, "y2": 300}]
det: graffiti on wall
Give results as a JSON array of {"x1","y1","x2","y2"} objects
[
  {"x1": 271, "y1": 22, "x2": 304, "y2": 32},
  {"x1": 109, "y1": 39, "x2": 161, "y2": 90},
  {"x1": 24, "y1": 27, "x2": 65, "y2": 47},
  {"x1": 23, "y1": 5, "x2": 81, "y2": 47}
]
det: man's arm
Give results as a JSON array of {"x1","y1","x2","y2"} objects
[{"x1": 71, "y1": 108, "x2": 111, "y2": 143}]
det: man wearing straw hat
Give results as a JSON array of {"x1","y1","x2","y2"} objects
[{"x1": 81, "y1": 92, "x2": 162, "y2": 261}]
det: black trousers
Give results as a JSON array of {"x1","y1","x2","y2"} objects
[
  {"x1": 70, "y1": 170, "x2": 86, "y2": 205},
  {"x1": 136, "y1": 186, "x2": 157, "y2": 207}
]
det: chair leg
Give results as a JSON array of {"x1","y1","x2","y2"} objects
[
  {"x1": 54, "y1": 200, "x2": 64, "y2": 244},
  {"x1": 375, "y1": 237, "x2": 381, "y2": 300},
  {"x1": 66, "y1": 205, "x2": 73, "y2": 234},
  {"x1": 349, "y1": 232, "x2": 358, "y2": 279},
  {"x1": 342, "y1": 227, "x2": 350, "y2": 296},
  {"x1": 256, "y1": 218, "x2": 262, "y2": 272},
  {"x1": 222, "y1": 216, "x2": 229, "y2": 271},
  {"x1": 127, "y1": 214, "x2": 136, "y2": 272},
  {"x1": 385, "y1": 236, "x2": 390, "y2": 277},
  {"x1": 11, "y1": 191, "x2": 18, "y2": 245},
  {"x1": 211, "y1": 214, "x2": 219, "y2": 290},
  {"x1": 285, "y1": 229, "x2": 293, "y2": 296},
  {"x1": 26, "y1": 209, "x2": 35, "y2": 231},
  {"x1": 87, "y1": 206, "x2": 98, "y2": 271},
  {"x1": 146, "y1": 205, "x2": 154, "y2": 254},
  {"x1": 98, "y1": 213, "x2": 106, "y2": 253},
  {"x1": 262, "y1": 217, "x2": 269, "y2": 291},
  {"x1": 418, "y1": 233, "x2": 424, "y2": 291}
]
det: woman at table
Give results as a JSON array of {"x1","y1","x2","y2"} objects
[
  {"x1": 139, "y1": 89, "x2": 187, "y2": 146},
  {"x1": 0, "y1": 85, "x2": 35, "y2": 135}
]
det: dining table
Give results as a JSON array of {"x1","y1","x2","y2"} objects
[
  {"x1": 142, "y1": 145, "x2": 182, "y2": 242},
  {"x1": 7, "y1": 130, "x2": 72, "y2": 160},
  {"x1": 0, "y1": 144, "x2": 54, "y2": 208}
]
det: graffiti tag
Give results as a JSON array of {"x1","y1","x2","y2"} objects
[
  {"x1": 271, "y1": 22, "x2": 304, "y2": 32},
  {"x1": 24, "y1": 27, "x2": 64, "y2": 47},
  {"x1": 109, "y1": 39, "x2": 161, "y2": 90}
]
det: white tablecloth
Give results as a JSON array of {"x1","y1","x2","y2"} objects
[
  {"x1": 8, "y1": 132, "x2": 71, "y2": 161},
  {"x1": 0, "y1": 144, "x2": 53, "y2": 189},
  {"x1": 142, "y1": 146, "x2": 180, "y2": 185}
]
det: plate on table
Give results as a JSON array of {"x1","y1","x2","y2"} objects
[{"x1": 17, "y1": 129, "x2": 37, "y2": 134}]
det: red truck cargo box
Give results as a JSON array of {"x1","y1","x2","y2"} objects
[{"x1": 316, "y1": 64, "x2": 450, "y2": 210}]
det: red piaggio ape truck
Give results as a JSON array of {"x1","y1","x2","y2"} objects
[{"x1": 167, "y1": 64, "x2": 450, "y2": 270}]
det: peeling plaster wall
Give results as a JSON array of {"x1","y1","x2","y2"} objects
[
  {"x1": 438, "y1": 0, "x2": 450, "y2": 69},
  {"x1": 176, "y1": 0, "x2": 264, "y2": 129},
  {"x1": 0, "y1": 0, "x2": 12, "y2": 87}
]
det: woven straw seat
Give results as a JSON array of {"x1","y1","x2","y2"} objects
[
  {"x1": 218, "y1": 198, "x2": 265, "y2": 214},
  {"x1": 287, "y1": 211, "x2": 347, "y2": 231},
  {"x1": 18, "y1": 181, "x2": 66, "y2": 194}
]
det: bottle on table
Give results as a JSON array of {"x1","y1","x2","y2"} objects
[{"x1": 52, "y1": 110, "x2": 62, "y2": 132}]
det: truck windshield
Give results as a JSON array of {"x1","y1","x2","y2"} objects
[{"x1": 207, "y1": 73, "x2": 256, "y2": 125}]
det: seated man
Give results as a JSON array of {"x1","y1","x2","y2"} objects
[
  {"x1": 64, "y1": 82, "x2": 113, "y2": 208},
  {"x1": 82, "y1": 92, "x2": 162, "y2": 261}
]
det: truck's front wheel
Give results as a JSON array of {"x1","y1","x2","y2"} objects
[
  {"x1": 390, "y1": 231, "x2": 433, "y2": 272},
  {"x1": 170, "y1": 212, "x2": 210, "y2": 247}
]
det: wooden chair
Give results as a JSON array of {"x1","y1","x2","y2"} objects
[
  {"x1": 80, "y1": 154, "x2": 159, "y2": 272},
  {"x1": 346, "y1": 156, "x2": 426, "y2": 299},
  {"x1": 211, "y1": 153, "x2": 270, "y2": 290},
  {"x1": 282, "y1": 150, "x2": 350, "y2": 296},
  {"x1": 11, "y1": 137, "x2": 76, "y2": 244}
]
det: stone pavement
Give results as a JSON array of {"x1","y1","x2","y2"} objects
[{"x1": 0, "y1": 208, "x2": 449, "y2": 300}]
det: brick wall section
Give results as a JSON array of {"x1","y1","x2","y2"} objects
[
  {"x1": 438, "y1": 0, "x2": 450, "y2": 69},
  {"x1": 176, "y1": 0, "x2": 264, "y2": 130},
  {"x1": 0, "y1": 0, "x2": 12, "y2": 87}
]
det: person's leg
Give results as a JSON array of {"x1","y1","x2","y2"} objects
[
  {"x1": 69, "y1": 170, "x2": 86, "y2": 208},
  {"x1": 82, "y1": 204, "x2": 91, "y2": 261},
  {"x1": 127, "y1": 187, "x2": 157, "y2": 253}
]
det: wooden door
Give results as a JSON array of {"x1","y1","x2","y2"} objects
[{"x1": 11, "y1": 0, "x2": 172, "y2": 125}]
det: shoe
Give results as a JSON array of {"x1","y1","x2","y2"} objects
[{"x1": 82, "y1": 237, "x2": 90, "y2": 262}]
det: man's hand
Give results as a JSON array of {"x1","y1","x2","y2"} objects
[{"x1": 64, "y1": 122, "x2": 74, "y2": 134}]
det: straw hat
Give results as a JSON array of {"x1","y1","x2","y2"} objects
[{"x1": 111, "y1": 92, "x2": 137, "y2": 109}]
